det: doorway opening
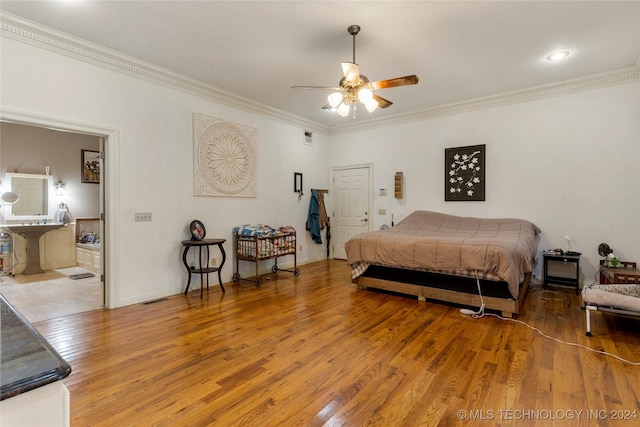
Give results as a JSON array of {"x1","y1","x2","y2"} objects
[{"x1": 0, "y1": 116, "x2": 111, "y2": 323}]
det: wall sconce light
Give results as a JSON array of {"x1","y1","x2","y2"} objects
[{"x1": 55, "y1": 181, "x2": 65, "y2": 197}]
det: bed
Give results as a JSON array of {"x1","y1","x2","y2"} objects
[{"x1": 345, "y1": 210, "x2": 540, "y2": 316}]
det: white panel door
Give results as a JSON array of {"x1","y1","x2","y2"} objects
[{"x1": 332, "y1": 166, "x2": 370, "y2": 259}]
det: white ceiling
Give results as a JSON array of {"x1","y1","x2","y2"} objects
[{"x1": 1, "y1": 1, "x2": 639, "y2": 129}]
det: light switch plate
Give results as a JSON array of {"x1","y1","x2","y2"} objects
[{"x1": 134, "y1": 212, "x2": 152, "y2": 222}]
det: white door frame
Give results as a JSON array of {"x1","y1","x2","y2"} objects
[
  {"x1": 330, "y1": 162, "x2": 374, "y2": 259},
  {"x1": 0, "y1": 108, "x2": 120, "y2": 309}
]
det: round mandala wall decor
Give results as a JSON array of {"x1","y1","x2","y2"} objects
[{"x1": 193, "y1": 113, "x2": 257, "y2": 197}]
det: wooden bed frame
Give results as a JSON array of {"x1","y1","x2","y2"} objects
[{"x1": 353, "y1": 271, "x2": 532, "y2": 318}]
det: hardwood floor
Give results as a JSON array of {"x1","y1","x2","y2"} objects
[{"x1": 34, "y1": 260, "x2": 640, "y2": 426}]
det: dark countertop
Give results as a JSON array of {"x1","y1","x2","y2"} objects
[{"x1": 0, "y1": 294, "x2": 71, "y2": 400}]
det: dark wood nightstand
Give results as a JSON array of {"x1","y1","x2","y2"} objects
[{"x1": 543, "y1": 251, "x2": 581, "y2": 295}]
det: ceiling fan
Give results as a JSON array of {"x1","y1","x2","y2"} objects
[{"x1": 292, "y1": 25, "x2": 419, "y2": 118}]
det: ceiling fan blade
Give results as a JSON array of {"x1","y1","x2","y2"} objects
[
  {"x1": 341, "y1": 62, "x2": 360, "y2": 84},
  {"x1": 292, "y1": 85, "x2": 342, "y2": 90},
  {"x1": 369, "y1": 75, "x2": 419, "y2": 90},
  {"x1": 372, "y1": 94, "x2": 393, "y2": 109},
  {"x1": 321, "y1": 104, "x2": 334, "y2": 110}
]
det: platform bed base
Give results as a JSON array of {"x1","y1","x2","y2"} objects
[{"x1": 353, "y1": 269, "x2": 531, "y2": 318}]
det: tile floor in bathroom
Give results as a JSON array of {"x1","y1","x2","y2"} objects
[{"x1": 0, "y1": 266, "x2": 103, "y2": 323}]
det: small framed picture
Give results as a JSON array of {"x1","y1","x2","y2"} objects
[
  {"x1": 189, "y1": 220, "x2": 206, "y2": 241},
  {"x1": 294, "y1": 172, "x2": 303, "y2": 194},
  {"x1": 81, "y1": 149, "x2": 100, "y2": 184}
]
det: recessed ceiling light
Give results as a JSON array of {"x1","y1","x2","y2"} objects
[{"x1": 546, "y1": 50, "x2": 571, "y2": 61}]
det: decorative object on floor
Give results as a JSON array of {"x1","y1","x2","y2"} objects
[
  {"x1": 81, "y1": 149, "x2": 100, "y2": 184},
  {"x1": 189, "y1": 220, "x2": 206, "y2": 241},
  {"x1": 232, "y1": 225, "x2": 299, "y2": 287},
  {"x1": 68, "y1": 272, "x2": 95, "y2": 280},
  {"x1": 445, "y1": 144, "x2": 485, "y2": 201},
  {"x1": 193, "y1": 113, "x2": 257, "y2": 197},
  {"x1": 292, "y1": 25, "x2": 419, "y2": 118}
]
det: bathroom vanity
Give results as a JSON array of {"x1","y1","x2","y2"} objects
[
  {"x1": 1, "y1": 172, "x2": 80, "y2": 274},
  {"x1": 1, "y1": 223, "x2": 77, "y2": 275},
  {"x1": 1, "y1": 224, "x2": 62, "y2": 274}
]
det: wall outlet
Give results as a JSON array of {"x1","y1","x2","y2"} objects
[
  {"x1": 134, "y1": 212, "x2": 152, "y2": 222},
  {"x1": 211, "y1": 257, "x2": 216, "y2": 265},
  {"x1": 378, "y1": 208, "x2": 387, "y2": 215},
  {"x1": 299, "y1": 245, "x2": 303, "y2": 252}
]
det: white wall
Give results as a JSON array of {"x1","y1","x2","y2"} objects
[
  {"x1": 329, "y1": 83, "x2": 640, "y2": 284},
  {"x1": 1, "y1": 37, "x2": 330, "y2": 307},
  {"x1": 2, "y1": 33, "x2": 638, "y2": 307}
]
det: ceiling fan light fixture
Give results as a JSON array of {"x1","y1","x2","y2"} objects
[
  {"x1": 358, "y1": 88, "x2": 373, "y2": 102},
  {"x1": 365, "y1": 99, "x2": 379, "y2": 113},
  {"x1": 337, "y1": 103, "x2": 350, "y2": 117},
  {"x1": 328, "y1": 92, "x2": 344, "y2": 108},
  {"x1": 293, "y1": 25, "x2": 418, "y2": 119}
]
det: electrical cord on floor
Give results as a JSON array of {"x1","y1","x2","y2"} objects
[
  {"x1": 460, "y1": 271, "x2": 640, "y2": 366},
  {"x1": 528, "y1": 279, "x2": 567, "y2": 302}
]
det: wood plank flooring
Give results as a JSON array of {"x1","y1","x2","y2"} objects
[{"x1": 34, "y1": 260, "x2": 640, "y2": 426}]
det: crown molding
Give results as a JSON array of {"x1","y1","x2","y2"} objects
[
  {"x1": 2, "y1": 12, "x2": 638, "y2": 137},
  {"x1": 330, "y1": 65, "x2": 640, "y2": 135},
  {"x1": 0, "y1": 12, "x2": 328, "y2": 134}
]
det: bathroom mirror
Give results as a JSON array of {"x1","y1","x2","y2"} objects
[{"x1": 5, "y1": 173, "x2": 54, "y2": 221}]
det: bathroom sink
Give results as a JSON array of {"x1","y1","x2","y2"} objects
[
  {"x1": 1, "y1": 223, "x2": 65, "y2": 274},
  {"x1": 1, "y1": 223, "x2": 64, "y2": 234}
]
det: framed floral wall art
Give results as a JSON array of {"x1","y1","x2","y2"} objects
[
  {"x1": 193, "y1": 113, "x2": 258, "y2": 198},
  {"x1": 445, "y1": 144, "x2": 485, "y2": 201}
]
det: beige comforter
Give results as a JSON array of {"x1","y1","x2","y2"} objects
[{"x1": 345, "y1": 211, "x2": 540, "y2": 298}]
